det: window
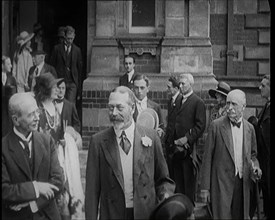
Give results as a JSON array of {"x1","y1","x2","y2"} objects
[{"x1": 129, "y1": 0, "x2": 155, "y2": 33}]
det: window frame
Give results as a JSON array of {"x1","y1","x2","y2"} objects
[{"x1": 128, "y1": 0, "x2": 156, "y2": 34}]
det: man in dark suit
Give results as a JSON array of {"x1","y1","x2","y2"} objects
[
  {"x1": 2, "y1": 92, "x2": 64, "y2": 220},
  {"x1": 199, "y1": 89, "x2": 262, "y2": 219},
  {"x1": 2, "y1": 55, "x2": 17, "y2": 137},
  {"x1": 132, "y1": 74, "x2": 165, "y2": 137},
  {"x1": 50, "y1": 26, "x2": 83, "y2": 103},
  {"x1": 55, "y1": 79, "x2": 81, "y2": 133},
  {"x1": 256, "y1": 74, "x2": 270, "y2": 219},
  {"x1": 172, "y1": 73, "x2": 206, "y2": 204},
  {"x1": 27, "y1": 50, "x2": 57, "y2": 91},
  {"x1": 164, "y1": 76, "x2": 183, "y2": 179},
  {"x1": 119, "y1": 55, "x2": 137, "y2": 89},
  {"x1": 85, "y1": 86, "x2": 175, "y2": 220}
]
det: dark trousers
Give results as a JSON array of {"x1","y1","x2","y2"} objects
[
  {"x1": 172, "y1": 155, "x2": 196, "y2": 204},
  {"x1": 126, "y1": 208, "x2": 134, "y2": 220},
  {"x1": 231, "y1": 175, "x2": 244, "y2": 219},
  {"x1": 65, "y1": 82, "x2": 77, "y2": 103}
]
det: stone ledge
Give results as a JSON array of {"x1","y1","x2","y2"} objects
[{"x1": 84, "y1": 73, "x2": 217, "y2": 91}]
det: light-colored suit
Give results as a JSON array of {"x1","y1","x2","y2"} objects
[
  {"x1": 200, "y1": 116, "x2": 259, "y2": 219},
  {"x1": 85, "y1": 124, "x2": 175, "y2": 220}
]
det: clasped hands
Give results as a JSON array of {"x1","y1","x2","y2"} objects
[{"x1": 9, "y1": 182, "x2": 59, "y2": 211}]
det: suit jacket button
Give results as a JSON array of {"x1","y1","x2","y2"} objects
[{"x1": 143, "y1": 195, "x2": 147, "y2": 199}]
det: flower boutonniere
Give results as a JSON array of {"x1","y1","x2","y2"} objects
[{"x1": 141, "y1": 135, "x2": 152, "y2": 147}]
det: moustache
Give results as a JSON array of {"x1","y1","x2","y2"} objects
[{"x1": 109, "y1": 115, "x2": 124, "y2": 122}]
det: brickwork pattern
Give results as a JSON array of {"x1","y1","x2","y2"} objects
[
  {"x1": 118, "y1": 53, "x2": 160, "y2": 73},
  {"x1": 210, "y1": 2, "x2": 270, "y2": 78}
]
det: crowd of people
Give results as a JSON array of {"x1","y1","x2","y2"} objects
[{"x1": 2, "y1": 27, "x2": 270, "y2": 220}]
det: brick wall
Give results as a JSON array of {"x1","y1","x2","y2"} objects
[{"x1": 119, "y1": 52, "x2": 161, "y2": 73}]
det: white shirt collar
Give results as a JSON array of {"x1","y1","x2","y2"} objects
[
  {"x1": 36, "y1": 61, "x2": 45, "y2": 75},
  {"x1": 137, "y1": 96, "x2": 148, "y2": 105},
  {"x1": 13, "y1": 127, "x2": 32, "y2": 142},
  {"x1": 183, "y1": 90, "x2": 193, "y2": 99},
  {"x1": 172, "y1": 91, "x2": 180, "y2": 102},
  {"x1": 2, "y1": 72, "x2": 7, "y2": 85},
  {"x1": 127, "y1": 69, "x2": 135, "y2": 82}
]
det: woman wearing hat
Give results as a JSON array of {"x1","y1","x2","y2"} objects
[
  {"x1": 209, "y1": 81, "x2": 231, "y2": 122},
  {"x1": 12, "y1": 31, "x2": 34, "y2": 92},
  {"x1": 33, "y1": 72, "x2": 84, "y2": 220}
]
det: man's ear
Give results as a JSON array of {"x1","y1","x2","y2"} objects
[{"x1": 11, "y1": 115, "x2": 19, "y2": 127}]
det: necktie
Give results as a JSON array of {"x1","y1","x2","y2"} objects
[
  {"x1": 19, "y1": 139, "x2": 31, "y2": 158},
  {"x1": 34, "y1": 67, "x2": 39, "y2": 76},
  {"x1": 120, "y1": 131, "x2": 131, "y2": 155},
  {"x1": 231, "y1": 121, "x2": 241, "y2": 128}
]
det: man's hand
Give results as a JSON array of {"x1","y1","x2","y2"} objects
[
  {"x1": 36, "y1": 182, "x2": 59, "y2": 200},
  {"x1": 156, "y1": 128, "x2": 164, "y2": 138},
  {"x1": 174, "y1": 136, "x2": 188, "y2": 146},
  {"x1": 199, "y1": 190, "x2": 210, "y2": 203},
  {"x1": 251, "y1": 160, "x2": 262, "y2": 181},
  {"x1": 9, "y1": 202, "x2": 29, "y2": 211}
]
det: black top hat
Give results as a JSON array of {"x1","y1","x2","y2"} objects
[
  {"x1": 31, "y1": 50, "x2": 47, "y2": 56},
  {"x1": 208, "y1": 81, "x2": 231, "y2": 99},
  {"x1": 149, "y1": 194, "x2": 194, "y2": 220}
]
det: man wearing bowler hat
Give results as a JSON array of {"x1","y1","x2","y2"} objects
[
  {"x1": 27, "y1": 50, "x2": 57, "y2": 91},
  {"x1": 208, "y1": 81, "x2": 231, "y2": 122}
]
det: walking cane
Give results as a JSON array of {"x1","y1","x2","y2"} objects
[{"x1": 255, "y1": 180, "x2": 261, "y2": 220}]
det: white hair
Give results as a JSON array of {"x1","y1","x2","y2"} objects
[
  {"x1": 179, "y1": 73, "x2": 194, "y2": 86},
  {"x1": 9, "y1": 92, "x2": 36, "y2": 117}
]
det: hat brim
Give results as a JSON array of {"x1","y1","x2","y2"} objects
[
  {"x1": 209, "y1": 89, "x2": 228, "y2": 99},
  {"x1": 149, "y1": 193, "x2": 194, "y2": 220},
  {"x1": 49, "y1": 78, "x2": 64, "y2": 88},
  {"x1": 19, "y1": 33, "x2": 35, "y2": 46},
  {"x1": 136, "y1": 108, "x2": 159, "y2": 130}
]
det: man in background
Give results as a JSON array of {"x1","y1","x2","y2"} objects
[
  {"x1": 27, "y1": 49, "x2": 57, "y2": 91},
  {"x1": 119, "y1": 55, "x2": 137, "y2": 89},
  {"x1": 50, "y1": 26, "x2": 83, "y2": 103},
  {"x1": 132, "y1": 74, "x2": 165, "y2": 137},
  {"x1": 164, "y1": 76, "x2": 182, "y2": 179},
  {"x1": 173, "y1": 73, "x2": 206, "y2": 205}
]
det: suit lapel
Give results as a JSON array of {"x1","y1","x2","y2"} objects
[
  {"x1": 32, "y1": 132, "x2": 46, "y2": 178},
  {"x1": 133, "y1": 125, "x2": 147, "y2": 189},
  {"x1": 242, "y1": 120, "x2": 250, "y2": 161},
  {"x1": 170, "y1": 93, "x2": 182, "y2": 114},
  {"x1": 220, "y1": 117, "x2": 235, "y2": 162},
  {"x1": 178, "y1": 93, "x2": 193, "y2": 114},
  {"x1": 61, "y1": 44, "x2": 67, "y2": 63},
  {"x1": 40, "y1": 64, "x2": 46, "y2": 75},
  {"x1": 8, "y1": 132, "x2": 32, "y2": 179},
  {"x1": 101, "y1": 128, "x2": 124, "y2": 191}
]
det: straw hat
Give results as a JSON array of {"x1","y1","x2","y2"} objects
[
  {"x1": 208, "y1": 81, "x2": 231, "y2": 99},
  {"x1": 136, "y1": 108, "x2": 159, "y2": 130},
  {"x1": 16, "y1": 31, "x2": 34, "y2": 46}
]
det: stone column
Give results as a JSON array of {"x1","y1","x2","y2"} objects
[
  {"x1": 83, "y1": 1, "x2": 120, "y2": 141},
  {"x1": 161, "y1": 0, "x2": 217, "y2": 93}
]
